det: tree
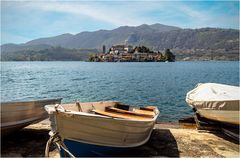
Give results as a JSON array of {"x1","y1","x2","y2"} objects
[
  {"x1": 103, "y1": 45, "x2": 106, "y2": 53},
  {"x1": 164, "y1": 49, "x2": 175, "y2": 62},
  {"x1": 89, "y1": 54, "x2": 97, "y2": 62},
  {"x1": 133, "y1": 46, "x2": 151, "y2": 53}
]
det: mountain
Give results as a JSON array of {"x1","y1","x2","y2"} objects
[
  {"x1": 1, "y1": 23, "x2": 239, "y2": 61},
  {"x1": 25, "y1": 33, "x2": 73, "y2": 46},
  {"x1": 20, "y1": 24, "x2": 180, "y2": 50},
  {"x1": 1, "y1": 43, "x2": 52, "y2": 53},
  {"x1": 1, "y1": 23, "x2": 181, "y2": 52}
]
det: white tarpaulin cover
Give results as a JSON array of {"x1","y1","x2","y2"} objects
[{"x1": 186, "y1": 83, "x2": 240, "y2": 111}]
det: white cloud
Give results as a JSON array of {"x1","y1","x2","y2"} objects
[
  {"x1": 22, "y1": 1, "x2": 146, "y2": 26},
  {"x1": 1, "y1": 1, "x2": 238, "y2": 44},
  {"x1": 171, "y1": 3, "x2": 238, "y2": 29}
]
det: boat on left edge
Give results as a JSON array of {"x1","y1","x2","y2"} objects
[{"x1": 1, "y1": 98, "x2": 62, "y2": 136}]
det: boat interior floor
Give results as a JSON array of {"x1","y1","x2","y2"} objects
[{"x1": 92, "y1": 105, "x2": 156, "y2": 120}]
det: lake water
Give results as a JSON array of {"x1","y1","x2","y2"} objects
[{"x1": 1, "y1": 61, "x2": 239, "y2": 122}]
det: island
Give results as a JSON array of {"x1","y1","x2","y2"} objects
[{"x1": 89, "y1": 45, "x2": 175, "y2": 62}]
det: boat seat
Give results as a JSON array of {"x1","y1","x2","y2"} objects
[
  {"x1": 92, "y1": 109, "x2": 153, "y2": 121},
  {"x1": 132, "y1": 109, "x2": 155, "y2": 116},
  {"x1": 140, "y1": 106, "x2": 156, "y2": 111},
  {"x1": 106, "y1": 106, "x2": 154, "y2": 118}
]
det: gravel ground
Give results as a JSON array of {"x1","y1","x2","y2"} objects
[{"x1": 1, "y1": 121, "x2": 239, "y2": 157}]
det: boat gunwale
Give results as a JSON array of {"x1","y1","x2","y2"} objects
[
  {"x1": 1, "y1": 98, "x2": 62, "y2": 105},
  {"x1": 46, "y1": 104, "x2": 159, "y2": 123}
]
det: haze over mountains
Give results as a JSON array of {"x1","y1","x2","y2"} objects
[{"x1": 1, "y1": 23, "x2": 239, "y2": 61}]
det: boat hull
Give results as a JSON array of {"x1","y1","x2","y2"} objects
[
  {"x1": 45, "y1": 101, "x2": 159, "y2": 157},
  {"x1": 55, "y1": 111, "x2": 156, "y2": 148},
  {"x1": 1, "y1": 98, "x2": 62, "y2": 135},
  {"x1": 60, "y1": 138, "x2": 131, "y2": 157},
  {"x1": 186, "y1": 83, "x2": 240, "y2": 126},
  {"x1": 197, "y1": 109, "x2": 239, "y2": 125}
]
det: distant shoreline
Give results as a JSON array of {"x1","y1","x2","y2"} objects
[{"x1": 0, "y1": 60, "x2": 239, "y2": 62}]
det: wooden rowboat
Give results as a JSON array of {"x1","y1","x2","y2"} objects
[
  {"x1": 1, "y1": 98, "x2": 62, "y2": 136},
  {"x1": 45, "y1": 101, "x2": 159, "y2": 157}
]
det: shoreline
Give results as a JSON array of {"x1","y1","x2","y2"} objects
[
  {"x1": 1, "y1": 60, "x2": 239, "y2": 62},
  {"x1": 1, "y1": 120, "x2": 239, "y2": 157}
]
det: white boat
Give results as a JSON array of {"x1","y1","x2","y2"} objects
[
  {"x1": 45, "y1": 101, "x2": 159, "y2": 157},
  {"x1": 1, "y1": 98, "x2": 62, "y2": 135},
  {"x1": 186, "y1": 83, "x2": 240, "y2": 125}
]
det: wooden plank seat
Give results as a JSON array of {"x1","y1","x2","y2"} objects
[
  {"x1": 106, "y1": 107, "x2": 154, "y2": 118},
  {"x1": 139, "y1": 106, "x2": 156, "y2": 111},
  {"x1": 92, "y1": 109, "x2": 153, "y2": 121},
  {"x1": 132, "y1": 109, "x2": 155, "y2": 116}
]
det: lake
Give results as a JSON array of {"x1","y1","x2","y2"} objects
[{"x1": 1, "y1": 61, "x2": 239, "y2": 122}]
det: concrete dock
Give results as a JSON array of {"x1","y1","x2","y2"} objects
[{"x1": 1, "y1": 121, "x2": 239, "y2": 157}]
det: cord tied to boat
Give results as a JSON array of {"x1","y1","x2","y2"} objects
[
  {"x1": 54, "y1": 104, "x2": 67, "y2": 112},
  {"x1": 45, "y1": 131, "x2": 75, "y2": 158}
]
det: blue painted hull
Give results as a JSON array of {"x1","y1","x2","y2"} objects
[{"x1": 60, "y1": 139, "x2": 132, "y2": 157}]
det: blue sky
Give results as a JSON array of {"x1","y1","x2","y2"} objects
[{"x1": 1, "y1": 0, "x2": 239, "y2": 44}]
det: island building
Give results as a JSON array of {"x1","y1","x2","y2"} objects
[
  {"x1": 93, "y1": 44, "x2": 166, "y2": 62},
  {"x1": 109, "y1": 45, "x2": 133, "y2": 54}
]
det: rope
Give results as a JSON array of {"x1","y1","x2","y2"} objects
[
  {"x1": 91, "y1": 104, "x2": 95, "y2": 110},
  {"x1": 54, "y1": 104, "x2": 66, "y2": 112},
  {"x1": 45, "y1": 132, "x2": 75, "y2": 158},
  {"x1": 76, "y1": 102, "x2": 83, "y2": 112}
]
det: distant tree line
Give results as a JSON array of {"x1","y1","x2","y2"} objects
[
  {"x1": 130, "y1": 46, "x2": 154, "y2": 54},
  {"x1": 164, "y1": 49, "x2": 175, "y2": 62},
  {"x1": 1, "y1": 46, "x2": 98, "y2": 61},
  {"x1": 131, "y1": 46, "x2": 176, "y2": 62}
]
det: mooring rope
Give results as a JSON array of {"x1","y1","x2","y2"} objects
[
  {"x1": 54, "y1": 104, "x2": 66, "y2": 112},
  {"x1": 45, "y1": 131, "x2": 75, "y2": 158}
]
